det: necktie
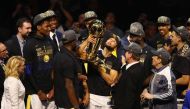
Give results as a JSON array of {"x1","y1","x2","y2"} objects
[
  {"x1": 52, "y1": 34, "x2": 57, "y2": 46},
  {"x1": 52, "y1": 34, "x2": 58, "y2": 49},
  {"x1": 21, "y1": 40, "x2": 26, "y2": 56}
]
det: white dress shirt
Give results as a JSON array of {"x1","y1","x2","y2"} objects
[
  {"x1": 17, "y1": 35, "x2": 26, "y2": 56},
  {"x1": 50, "y1": 31, "x2": 60, "y2": 51}
]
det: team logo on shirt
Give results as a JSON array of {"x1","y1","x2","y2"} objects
[
  {"x1": 36, "y1": 45, "x2": 53, "y2": 63},
  {"x1": 43, "y1": 55, "x2": 50, "y2": 62}
]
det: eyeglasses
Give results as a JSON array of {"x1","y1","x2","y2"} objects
[{"x1": 0, "y1": 48, "x2": 7, "y2": 53}]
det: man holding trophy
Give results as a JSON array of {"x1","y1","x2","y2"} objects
[{"x1": 78, "y1": 12, "x2": 121, "y2": 108}]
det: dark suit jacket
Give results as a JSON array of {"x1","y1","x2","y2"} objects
[
  {"x1": 50, "y1": 31, "x2": 63, "y2": 52},
  {"x1": 113, "y1": 63, "x2": 146, "y2": 109},
  {"x1": 55, "y1": 31, "x2": 63, "y2": 41},
  {"x1": 4, "y1": 35, "x2": 22, "y2": 57},
  {"x1": 0, "y1": 64, "x2": 5, "y2": 107}
]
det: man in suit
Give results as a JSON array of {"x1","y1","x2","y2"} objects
[
  {"x1": 5, "y1": 17, "x2": 32, "y2": 57},
  {"x1": 113, "y1": 42, "x2": 146, "y2": 109},
  {"x1": 44, "y1": 10, "x2": 63, "y2": 51},
  {"x1": 0, "y1": 42, "x2": 9, "y2": 107}
]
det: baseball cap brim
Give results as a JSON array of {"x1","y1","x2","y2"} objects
[
  {"x1": 151, "y1": 50, "x2": 160, "y2": 56},
  {"x1": 62, "y1": 33, "x2": 80, "y2": 44}
]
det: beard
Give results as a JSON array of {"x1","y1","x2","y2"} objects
[
  {"x1": 130, "y1": 39, "x2": 141, "y2": 45},
  {"x1": 134, "y1": 40, "x2": 141, "y2": 45},
  {"x1": 171, "y1": 41, "x2": 177, "y2": 47},
  {"x1": 72, "y1": 43, "x2": 77, "y2": 51},
  {"x1": 105, "y1": 44, "x2": 115, "y2": 51}
]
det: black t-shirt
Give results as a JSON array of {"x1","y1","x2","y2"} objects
[
  {"x1": 87, "y1": 50, "x2": 120, "y2": 96},
  {"x1": 171, "y1": 43, "x2": 190, "y2": 79},
  {"x1": 53, "y1": 47, "x2": 80, "y2": 108},
  {"x1": 77, "y1": 59, "x2": 87, "y2": 99},
  {"x1": 141, "y1": 44, "x2": 155, "y2": 77},
  {"x1": 172, "y1": 55, "x2": 190, "y2": 78},
  {"x1": 171, "y1": 43, "x2": 190, "y2": 98},
  {"x1": 153, "y1": 33, "x2": 168, "y2": 49}
]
